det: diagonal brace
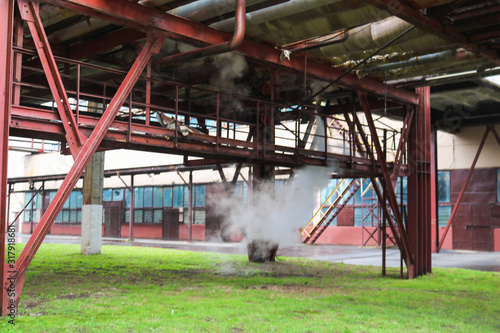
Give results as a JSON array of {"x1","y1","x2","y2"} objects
[
  {"x1": 358, "y1": 92, "x2": 414, "y2": 274},
  {"x1": 17, "y1": 0, "x2": 87, "y2": 158},
  {"x1": 8, "y1": 31, "x2": 165, "y2": 310}
]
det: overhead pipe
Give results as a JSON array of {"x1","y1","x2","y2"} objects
[
  {"x1": 156, "y1": 0, "x2": 246, "y2": 67},
  {"x1": 360, "y1": 49, "x2": 475, "y2": 75},
  {"x1": 212, "y1": 0, "x2": 361, "y2": 32},
  {"x1": 170, "y1": 0, "x2": 267, "y2": 22},
  {"x1": 313, "y1": 16, "x2": 448, "y2": 60}
]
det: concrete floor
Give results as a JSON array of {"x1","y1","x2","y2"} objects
[{"x1": 17, "y1": 233, "x2": 500, "y2": 272}]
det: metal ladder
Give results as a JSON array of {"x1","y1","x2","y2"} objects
[{"x1": 302, "y1": 178, "x2": 360, "y2": 244}]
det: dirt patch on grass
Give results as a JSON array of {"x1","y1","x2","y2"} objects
[
  {"x1": 57, "y1": 292, "x2": 91, "y2": 300},
  {"x1": 242, "y1": 284, "x2": 332, "y2": 295}
]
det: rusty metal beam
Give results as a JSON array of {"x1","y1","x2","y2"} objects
[
  {"x1": 10, "y1": 31, "x2": 165, "y2": 307},
  {"x1": 0, "y1": 0, "x2": 15, "y2": 318},
  {"x1": 17, "y1": 0, "x2": 87, "y2": 158},
  {"x1": 407, "y1": 87, "x2": 432, "y2": 276},
  {"x1": 358, "y1": 91, "x2": 415, "y2": 277},
  {"x1": 38, "y1": 0, "x2": 420, "y2": 105},
  {"x1": 362, "y1": 0, "x2": 500, "y2": 66},
  {"x1": 10, "y1": 105, "x2": 382, "y2": 171}
]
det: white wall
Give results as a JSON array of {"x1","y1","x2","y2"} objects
[{"x1": 438, "y1": 125, "x2": 500, "y2": 170}]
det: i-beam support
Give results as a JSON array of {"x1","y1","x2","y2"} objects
[
  {"x1": 407, "y1": 87, "x2": 432, "y2": 276},
  {"x1": 2, "y1": 28, "x2": 165, "y2": 314}
]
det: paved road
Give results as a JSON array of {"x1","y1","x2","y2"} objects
[{"x1": 16, "y1": 234, "x2": 500, "y2": 272}]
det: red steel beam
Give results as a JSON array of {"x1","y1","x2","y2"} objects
[
  {"x1": 10, "y1": 105, "x2": 381, "y2": 172},
  {"x1": 362, "y1": 0, "x2": 500, "y2": 66},
  {"x1": 10, "y1": 32, "x2": 165, "y2": 306},
  {"x1": 38, "y1": 0, "x2": 420, "y2": 105},
  {"x1": 437, "y1": 125, "x2": 492, "y2": 252},
  {"x1": 358, "y1": 91, "x2": 415, "y2": 277},
  {"x1": 0, "y1": 0, "x2": 15, "y2": 318},
  {"x1": 407, "y1": 87, "x2": 432, "y2": 276},
  {"x1": 17, "y1": 0, "x2": 87, "y2": 158}
]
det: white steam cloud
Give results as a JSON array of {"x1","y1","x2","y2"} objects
[{"x1": 210, "y1": 165, "x2": 334, "y2": 246}]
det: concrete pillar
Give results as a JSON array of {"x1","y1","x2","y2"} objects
[
  {"x1": 81, "y1": 205, "x2": 103, "y2": 255},
  {"x1": 81, "y1": 151, "x2": 105, "y2": 255}
]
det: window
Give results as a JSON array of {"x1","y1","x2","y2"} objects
[
  {"x1": 23, "y1": 191, "x2": 43, "y2": 223},
  {"x1": 194, "y1": 185, "x2": 205, "y2": 207},
  {"x1": 232, "y1": 181, "x2": 249, "y2": 205},
  {"x1": 163, "y1": 187, "x2": 172, "y2": 207},
  {"x1": 437, "y1": 171, "x2": 450, "y2": 203},
  {"x1": 52, "y1": 190, "x2": 82, "y2": 223},
  {"x1": 103, "y1": 188, "x2": 112, "y2": 201},
  {"x1": 438, "y1": 171, "x2": 451, "y2": 227},
  {"x1": 497, "y1": 169, "x2": 500, "y2": 202},
  {"x1": 321, "y1": 179, "x2": 354, "y2": 205},
  {"x1": 173, "y1": 186, "x2": 183, "y2": 207},
  {"x1": 438, "y1": 206, "x2": 451, "y2": 227}
]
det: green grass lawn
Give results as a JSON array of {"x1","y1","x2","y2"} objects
[{"x1": 1, "y1": 243, "x2": 499, "y2": 332}]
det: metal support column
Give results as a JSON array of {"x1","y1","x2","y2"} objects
[
  {"x1": 0, "y1": 0, "x2": 15, "y2": 317},
  {"x1": 407, "y1": 87, "x2": 432, "y2": 276}
]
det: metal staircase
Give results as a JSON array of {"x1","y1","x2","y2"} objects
[{"x1": 302, "y1": 178, "x2": 361, "y2": 244}]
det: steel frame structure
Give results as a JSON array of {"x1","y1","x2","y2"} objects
[{"x1": 0, "y1": 0, "x2": 434, "y2": 315}]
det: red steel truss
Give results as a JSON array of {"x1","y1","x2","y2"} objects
[{"x1": 0, "y1": 0, "x2": 435, "y2": 316}]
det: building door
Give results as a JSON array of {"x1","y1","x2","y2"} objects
[
  {"x1": 452, "y1": 204, "x2": 494, "y2": 251},
  {"x1": 103, "y1": 201, "x2": 123, "y2": 237},
  {"x1": 162, "y1": 208, "x2": 179, "y2": 240}
]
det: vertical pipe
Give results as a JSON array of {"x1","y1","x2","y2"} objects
[
  {"x1": 323, "y1": 114, "x2": 328, "y2": 161},
  {"x1": 29, "y1": 183, "x2": 34, "y2": 235},
  {"x1": 7, "y1": 184, "x2": 12, "y2": 233},
  {"x1": 175, "y1": 85, "x2": 179, "y2": 148},
  {"x1": 129, "y1": 176, "x2": 134, "y2": 241},
  {"x1": 433, "y1": 129, "x2": 439, "y2": 252},
  {"x1": 76, "y1": 64, "x2": 80, "y2": 125},
  {"x1": 382, "y1": 181, "x2": 387, "y2": 276},
  {"x1": 216, "y1": 92, "x2": 220, "y2": 153},
  {"x1": 41, "y1": 183, "x2": 46, "y2": 235},
  {"x1": 0, "y1": 0, "x2": 14, "y2": 315},
  {"x1": 13, "y1": 13, "x2": 23, "y2": 105},
  {"x1": 188, "y1": 171, "x2": 193, "y2": 242},
  {"x1": 145, "y1": 62, "x2": 151, "y2": 126},
  {"x1": 256, "y1": 102, "x2": 260, "y2": 156}
]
